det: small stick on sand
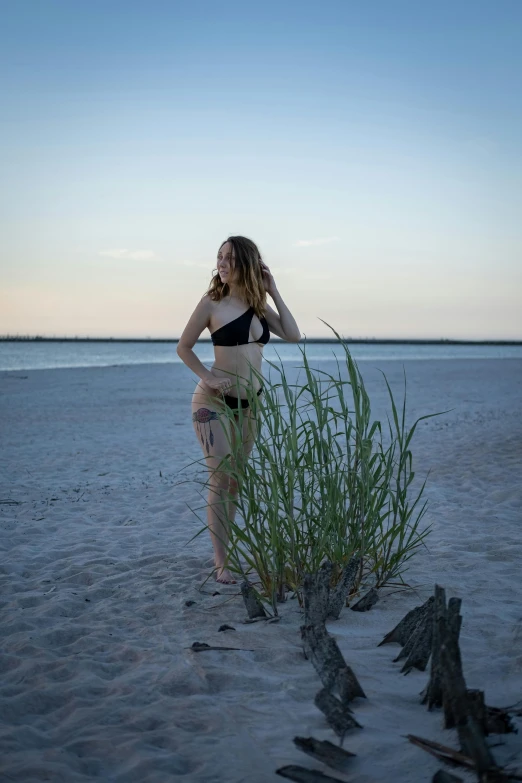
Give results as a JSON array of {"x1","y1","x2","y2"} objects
[
  {"x1": 276, "y1": 764, "x2": 349, "y2": 782},
  {"x1": 292, "y1": 736, "x2": 355, "y2": 773},
  {"x1": 407, "y1": 734, "x2": 521, "y2": 781},
  {"x1": 189, "y1": 642, "x2": 255, "y2": 652}
]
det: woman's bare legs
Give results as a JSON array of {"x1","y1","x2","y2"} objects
[
  {"x1": 191, "y1": 382, "x2": 258, "y2": 584},
  {"x1": 226, "y1": 407, "x2": 258, "y2": 530}
]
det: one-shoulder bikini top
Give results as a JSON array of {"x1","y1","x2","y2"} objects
[{"x1": 210, "y1": 306, "x2": 270, "y2": 347}]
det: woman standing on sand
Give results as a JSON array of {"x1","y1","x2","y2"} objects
[{"x1": 177, "y1": 236, "x2": 301, "y2": 584}]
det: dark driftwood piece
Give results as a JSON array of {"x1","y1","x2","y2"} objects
[
  {"x1": 301, "y1": 623, "x2": 345, "y2": 688},
  {"x1": 407, "y1": 735, "x2": 522, "y2": 782},
  {"x1": 301, "y1": 624, "x2": 365, "y2": 699},
  {"x1": 276, "y1": 765, "x2": 347, "y2": 782},
  {"x1": 421, "y1": 585, "x2": 446, "y2": 708},
  {"x1": 486, "y1": 705, "x2": 516, "y2": 734},
  {"x1": 337, "y1": 665, "x2": 366, "y2": 704},
  {"x1": 189, "y1": 641, "x2": 254, "y2": 652},
  {"x1": 350, "y1": 587, "x2": 379, "y2": 612},
  {"x1": 466, "y1": 689, "x2": 488, "y2": 734},
  {"x1": 327, "y1": 556, "x2": 360, "y2": 619},
  {"x1": 303, "y1": 558, "x2": 361, "y2": 625},
  {"x1": 439, "y1": 630, "x2": 496, "y2": 775},
  {"x1": 378, "y1": 595, "x2": 434, "y2": 647},
  {"x1": 240, "y1": 579, "x2": 268, "y2": 619},
  {"x1": 432, "y1": 771, "x2": 463, "y2": 783},
  {"x1": 293, "y1": 736, "x2": 355, "y2": 773},
  {"x1": 394, "y1": 597, "x2": 434, "y2": 663},
  {"x1": 314, "y1": 688, "x2": 362, "y2": 738},
  {"x1": 303, "y1": 563, "x2": 333, "y2": 628},
  {"x1": 442, "y1": 597, "x2": 463, "y2": 729},
  {"x1": 399, "y1": 598, "x2": 435, "y2": 673}
]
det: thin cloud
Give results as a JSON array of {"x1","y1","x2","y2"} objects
[
  {"x1": 295, "y1": 236, "x2": 339, "y2": 247},
  {"x1": 183, "y1": 260, "x2": 213, "y2": 270},
  {"x1": 99, "y1": 249, "x2": 156, "y2": 260}
]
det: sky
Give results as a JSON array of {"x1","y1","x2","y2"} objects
[{"x1": 1, "y1": 0, "x2": 521, "y2": 340}]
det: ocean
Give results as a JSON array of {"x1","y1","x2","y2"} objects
[{"x1": 1, "y1": 340, "x2": 521, "y2": 372}]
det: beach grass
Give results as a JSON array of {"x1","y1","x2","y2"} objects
[{"x1": 188, "y1": 325, "x2": 446, "y2": 613}]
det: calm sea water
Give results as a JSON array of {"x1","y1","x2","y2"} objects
[{"x1": 1, "y1": 341, "x2": 521, "y2": 372}]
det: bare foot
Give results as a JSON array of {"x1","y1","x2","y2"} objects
[{"x1": 215, "y1": 565, "x2": 237, "y2": 584}]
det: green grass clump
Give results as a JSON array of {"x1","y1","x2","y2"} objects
[{"x1": 187, "y1": 324, "x2": 445, "y2": 615}]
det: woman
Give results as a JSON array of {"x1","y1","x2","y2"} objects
[{"x1": 177, "y1": 236, "x2": 301, "y2": 584}]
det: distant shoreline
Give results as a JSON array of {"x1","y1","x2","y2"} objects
[{"x1": 1, "y1": 337, "x2": 521, "y2": 346}]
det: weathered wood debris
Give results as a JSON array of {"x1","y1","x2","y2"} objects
[
  {"x1": 432, "y1": 769, "x2": 463, "y2": 782},
  {"x1": 407, "y1": 734, "x2": 522, "y2": 782},
  {"x1": 299, "y1": 560, "x2": 365, "y2": 744},
  {"x1": 275, "y1": 765, "x2": 350, "y2": 782},
  {"x1": 275, "y1": 733, "x2": 357, "y2": 780},
  {"x1": 292, "y1": 737, "x2": 355, "y2": 773},
  {"x1": 240, "y1": 579, "x2": 268, "y2": 619},
  {"x1": 277, "y1": 569, "x2": 521, "y2": 782},
  {"x1": 379, "y1": 594, "x2": 434, "y2": 674},
  {"x1": 350, "y1": 586, "x2": 379, "y2": 612},
  {"x1": 397, "y1": 584, "x2": 519, "y2": 781}
]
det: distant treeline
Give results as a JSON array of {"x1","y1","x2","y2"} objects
[{"x1": 1, "y1": 336, "x2": 521, "y2": 346}]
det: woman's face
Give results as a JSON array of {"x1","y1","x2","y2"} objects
[{"x1": 217, "y1": 242, "x2": 237, "y2": 284}]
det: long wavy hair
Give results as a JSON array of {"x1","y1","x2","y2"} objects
[{"x1": 206, "y1": 236, "x2": 267, "y2": 318}]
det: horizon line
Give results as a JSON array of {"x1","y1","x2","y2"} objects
[{"x1": 1, "y1": 336, "x2": 521, "y2": 346}]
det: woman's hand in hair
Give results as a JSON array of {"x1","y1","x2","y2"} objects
[{"x1": 260, "y1": 261, "x2": 277, "y2": 297}]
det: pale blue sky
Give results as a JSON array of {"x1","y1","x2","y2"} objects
[{"x1": 1, "y1": 0, "x2": 521, "y2": 339}]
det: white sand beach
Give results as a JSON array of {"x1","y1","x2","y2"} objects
[{"x1": 1, "y1": 358, "x2": 521, "y2": 782}]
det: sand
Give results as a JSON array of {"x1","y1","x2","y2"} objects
[{"x1": 1, "y1": 358, "x2": 521, "y2": 782}]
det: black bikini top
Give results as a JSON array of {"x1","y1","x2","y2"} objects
[{"x1": 210, "y1": 306, "x2": 270, "y2": 347}]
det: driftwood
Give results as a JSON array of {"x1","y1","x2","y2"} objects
[
  {"x1": 432, "y1": 770, "x2": 463, "y2": 782},
  {"x1": 486, "y1": 705, "x2": 517, "y2": 735},
  {"x1": 378, "y1": 595, "x2": 434, "y2": 647},
  {"x1": 301, "y1": 624, "x2": 345, "y2": 688},
  {"x1": 276, "y1": 765, "x2": 347, "y2": 782},
  {"x1": 303, "y1": 565, "x2": 332, "y2": 628},
  {"x1": 328, "y1": 557, "x2": 361, "y2": 619},
  {"x1": 303, "y1": 558, "x2": 361, "y2": 626},
  {"x1": 421, "y1": 585, "x2": 447, "y2": 708},
  {"x1": 293, "y1": 736, "x2": 355, "y2": 773},
  {"x1": 399, "y1": 599, "x2": 434, "y2": 673},
  {"x1": 407, "y1": 734, "x2": 522, "y2": 782},
  {"x1": 314, "y1": 688, "x2": 362, "y2": 739},
  {"x1": 441, "y1": 597, "x2": 463, "y2": 730},
  {"x1": 240, "y1": 579, "x2": 268, "y2": 619},
  {"x1": 189, "y1": 641, "x2": 254, "y2": 652},
  {"x1": 350, "y1": 587, "x2": 379, "y2": 612},
  {"x1": 393, "y1": 597, "x2": 434, "y2": 670},
  {"x1": 301, "y1": 624, "x2": 365, "y2": 700},
  {"x1": 438, "y1": 619, "x2": 496, "y2": 775},
  {"x1": 337, "y1": 665, "x2": 366, "y2": 704},
  {"x1": 466, "y1": 689, "x2": 488, "y2": 734}
]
